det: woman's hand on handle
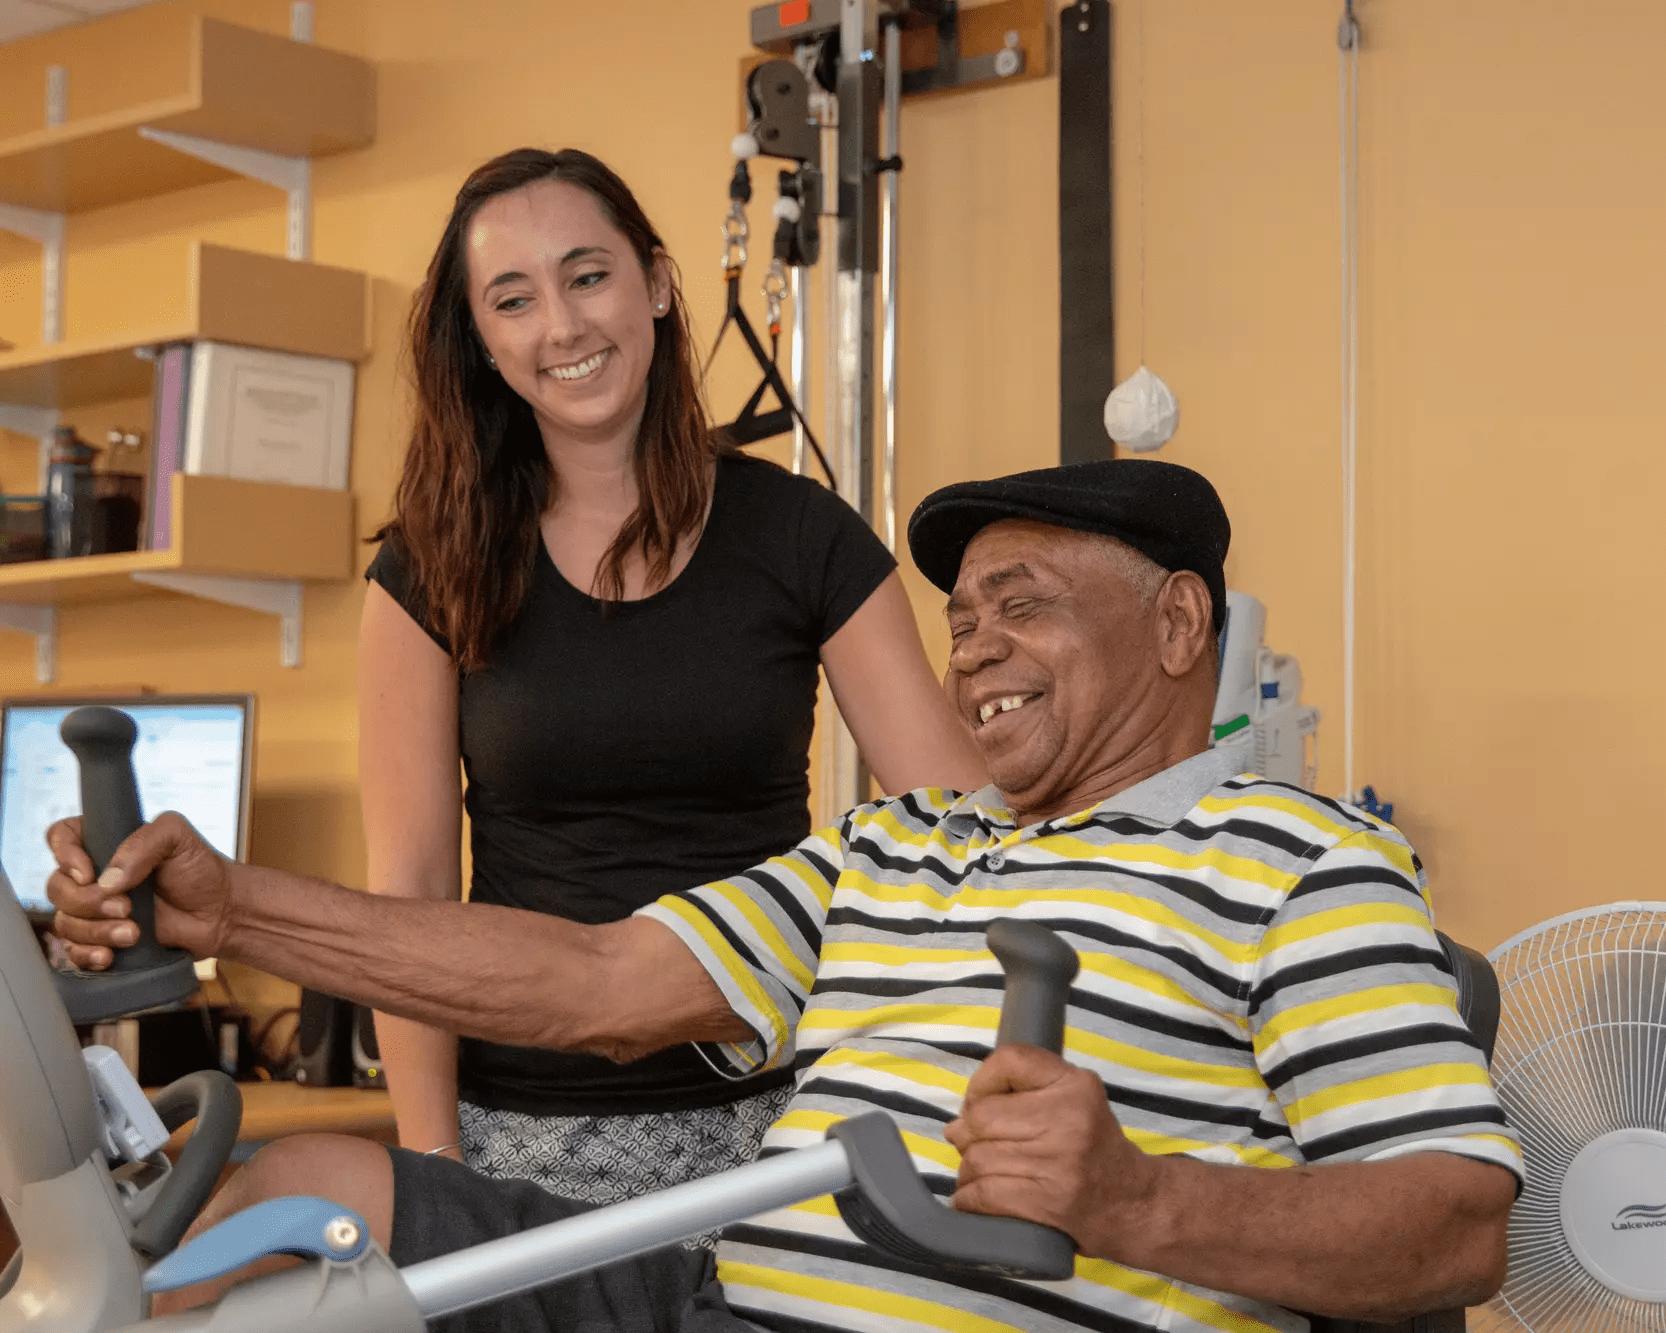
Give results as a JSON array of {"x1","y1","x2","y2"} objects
[{"x1": 45, "y1": 812, "x2": 233, "y2": 968}]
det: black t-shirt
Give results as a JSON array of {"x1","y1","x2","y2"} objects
[{"x1": 365, "y1": 453, "x2": 896, "y2": 1114}]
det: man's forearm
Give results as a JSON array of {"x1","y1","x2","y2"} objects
[
  {"x1": 1109, "y1": 1152, "x2": 1513, "y2": 1320},
  {"x1": 220, "y1": 863, "x2": 614, "y2": 1053}
]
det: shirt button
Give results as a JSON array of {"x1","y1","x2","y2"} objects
[{"x1": 986, "y1": 851, "x2": 1006, "y2": 870}]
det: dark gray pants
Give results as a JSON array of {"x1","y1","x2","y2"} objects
[{"x1": 387, "y1": 1147, "x2": 755, "y2": 1332}]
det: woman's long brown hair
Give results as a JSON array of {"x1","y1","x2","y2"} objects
[{"x1": 378, "y1": 148, "x2": 719, "y2": 672}]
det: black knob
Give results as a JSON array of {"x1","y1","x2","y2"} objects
[
  {"x1": 988, "y1": 918, "x2": 1079, "y2": 1052},
  {"x1": 55, "y1": 706, "x2": 198, "y2": 1023}
]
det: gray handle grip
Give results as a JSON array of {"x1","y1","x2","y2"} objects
[
  {"x1": 830, "y1": 920, "x2": 1082, "y2": 1280},
  {"x1": 988, "y1": 918, "x2": 1079, "y2": 1052},
  {"x1": 55, "y1": 706, "x2": 198, "y2": 1024},
  {"x1": 131, "y1": 1072, "x2": 244, "y2": 1257}
]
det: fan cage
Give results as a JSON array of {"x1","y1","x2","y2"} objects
[{"x1": 1470, "y1": 901, "x2": 1666, "y2": 1332}]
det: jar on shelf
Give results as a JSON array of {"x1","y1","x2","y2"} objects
[
  {"x1": 91, "y1": 471, "x2": 144, "y2": 555},
  {"x1": 45, "y1": 426, "x2": 99, "y2": 559},
  {"x1": 0, "y1": 495, "x2": 49, "y2": 564}
]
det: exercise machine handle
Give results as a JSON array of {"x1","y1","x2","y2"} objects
[
  {"x1": 131, "y1": 1072, "x2": 244, "y2": 1258},
  {"x1": 830, "y1": 918, "x2": 1081, "y2": 1280},
  {"x1": 143, "y1": 925, "x2": 1085, "y2": 1327},
  {"x1": 989, "y1": 917, "x2": 1080, "y2": 1051},
  {"x1": 55, "y1": 706, "x2": 199, "y2": 1025}
]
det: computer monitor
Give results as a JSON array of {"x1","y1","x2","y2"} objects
[{"x1": 0, "y1": 694, "x2": 254, "y2": 920}]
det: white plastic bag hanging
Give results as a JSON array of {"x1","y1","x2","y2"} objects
[{"x1": 1103, "y1": 365, "x2": 1178, "y2": 453}]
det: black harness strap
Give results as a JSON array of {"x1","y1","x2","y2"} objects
[{"x1": 707, "y1": 259, "x2": 837, "y2": 489}]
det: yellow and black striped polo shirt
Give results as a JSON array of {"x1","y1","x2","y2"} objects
[{"x1": 639, "y1": 748, "x2": 1523, "y2": 1332}]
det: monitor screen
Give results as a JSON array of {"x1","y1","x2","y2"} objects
[{"x1": 0, "y1": 696, "x2": 253, "y2": 917}]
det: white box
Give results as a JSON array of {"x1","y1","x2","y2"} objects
[{"x1": 184, "y1": 341, "x2": 355, "y2": 490}]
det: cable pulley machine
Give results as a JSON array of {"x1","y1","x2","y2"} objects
[{"x1": 712, "y1": 0, "x2": 1044, "y2": 817}]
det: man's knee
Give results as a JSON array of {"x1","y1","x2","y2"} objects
[
  {"x1": 222, "y1": 1134, "x2": 395, "y2": 1245},
  {"x1": 153, "y1": 1134, "x2": 395, "y2": 1316}
]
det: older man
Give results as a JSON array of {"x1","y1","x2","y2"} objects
[{"x1": 49, "y1": 460, "x2": 1519, "y2": 1332}]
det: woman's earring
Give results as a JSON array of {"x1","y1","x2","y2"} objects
[{"x1": 486, "y1": 354, "x2": 497, "y2": 369}]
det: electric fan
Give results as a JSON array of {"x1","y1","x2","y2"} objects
[{"x1": 1471, "y1": 902, "x2": 1666, "y2": 1332}]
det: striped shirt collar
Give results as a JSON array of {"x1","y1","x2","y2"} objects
[{"x1": 948, "y1": 745, "x2": 1242, "y2": 834}]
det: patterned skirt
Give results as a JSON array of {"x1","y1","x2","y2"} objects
[{"x1": 458, "y1": 1084, "x2": 791, "y2": 1244}]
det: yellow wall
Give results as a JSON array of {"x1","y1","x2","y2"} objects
[
  {"x1": 1105, "y1": 0, "x2": 1666, "y2": 951},
  {"x1": 0, "y1": 0, "x2": 1659, "y2": 1009}
]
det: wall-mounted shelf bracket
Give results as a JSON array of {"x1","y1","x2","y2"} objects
[
  {"x1": 131, "y1": 572, "x2": 303, "y2": 666},
  {"x1": 136, "y1": 129, "x2": 312, "y2": 261},
  {"x1": 0, "y1": 403, "x2": 59, "y2": 493},
  {"x1": 45, "y1": 65, "x2": 68, "y2": 127},
  {"x1": 0, "y1": 203, "x2": 65, "y2": 343},
  {"x1": 0, "y1": 404, "x2": 57, "y2": 439},
  {"x1": 899, "y1": 2, "x2": 1027, "y2": 96},
  {"x1": 0, "y1": 604, "x2": 57, "y2": 683}
]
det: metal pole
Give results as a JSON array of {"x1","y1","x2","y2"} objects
[
  {"x1": 817, "y1": 81, "x2": 841, "y2": 473},
  {"x1": 879, "y1": 20, "x2": 901, "y2": 553},
  {"x1": 812, "y1": 81, "x2": 851, "y2": 825},
  {"x1": 403, "y1": 1142, "x2": 853, "y2": 1318},
  {"x1": 835, "y1": 0, "x2": 880, "y2": 531},
  {"x1": 823, "y1": 0, "x2": 881, "y2": 816},
  {"x1": 790, "y1": 264, "x2": 810, "y2": 475}
]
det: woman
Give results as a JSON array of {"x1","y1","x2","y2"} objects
[{"x1": 361, "y1": 148, "x2": 986, "y2": 1205}]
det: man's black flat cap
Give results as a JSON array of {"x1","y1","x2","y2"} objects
[{"x1": 907, "y1": 458, "x2": 1231, "y2": 630}]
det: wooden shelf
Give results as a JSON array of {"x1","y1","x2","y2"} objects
[
  {"x1": 0, "y1": 17, "x2": 374, "y2": 214},
  {"x1": 0, "y1": 473, "x2": 350, "y2": 677},
  {"x1": 0, "y1": 473, "x2": 353, "y2": 607},
  {"x1": 0, "y1": 242, "x2": 371, "y2": 409}
]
